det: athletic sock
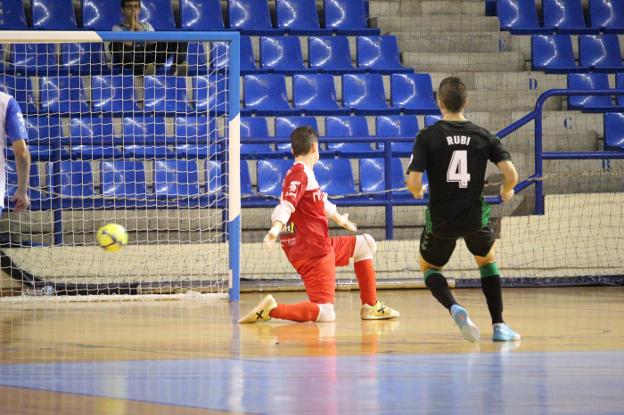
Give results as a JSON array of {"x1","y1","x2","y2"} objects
[
  {"x1": 424, "y1": 270, "x2": 457, "y2": 311},
  {"x1": 354, "y1": 259, "x2": 377, "y2": 306},
  {"x1": 480, "y1": 263, "x2": 504, "y2": 324},
  {"x1": 269, "y1": 302, "x2": 320, "y2": 322}
]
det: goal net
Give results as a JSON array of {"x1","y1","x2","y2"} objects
[{"x1": 0, "y1": 31, "x2": 241, "y2": 300}]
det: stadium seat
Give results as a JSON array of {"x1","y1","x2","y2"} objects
[
  {"x1": 24, "y1": 116, "x2": 63, "y2": 147},
  {"x1": 0, "y1": 0, "x2": 28, "y2": 29},
  {"x1": 257, "y1": 159, "x2": 292, "y2": 197},
  {"x1": 122, "y1": 116, "x2": 172, "y2": 158},
  {"x1": 543, "y1": 0, "x2": 594, "y2": 33},
  {"x1": 314, "y1": 159, "x2": 355, "y2": 196},
  {"x1": 0, "y1": 76, "x2": 37, "y2": 114},
  {"x1": 243, "y1": 74, "x2": 296, "y2": 115},
  {"x1": 308, "y1": 36, "x2": 359, "y2": 74},
  {"x1": 293, "y1": 73, "x2": 349, "y2": 115},
  {"x1": 589, "y1": 0, "x2": 624, "y2": 33},
  {"x1": 325, "y1": 115, "x2": 375, "y2": 155},
  {"x1": 31, "y1": 0, "x2": 77, "y2": 30},
  {"x1": 6, "y1": 162, "x2": 45, "y2": 204},
  {"x1": 260, "y1": 36, "x2": 307, "y2": 73},
  {"x1": 209, "y1": 36, "x2": 257, "y2": 74},
  {"x1": 324, "y1": 0, "x2": 379, "y2": 35},
  {"x1": 275, "y1": 116, "x2": 319, "y2": 152},
  {"x1": 154, "y1": 160, "x2": 200, "y2": 197},
  {"x1": 391, "y1": 73, "x2": 438, "y2": 114},
  {"x1": 82, "y1": 0, "x2": 123, "y2": 30},
  {"x1": 376, "y1": 115, "x2": 419, "y2": 153},
  {"x1": 276, "y1": 0, "x2": 327, "y2": 34},
  {"x1": 174, "y1": 116, "x2": 220, "y2": 159},
  {"x1": 61, "y1": 43, "x2": 107, "y2": 75},
  {"x1": 91, "y1": 75, "x2": 140, "y2": 114},
  {"x1": 604, "y1": 112, "x2": 624, "y2": 151},
  {"x1": 139, "y1": 0, "x2": 176, "y2": 30},
  {"x1": 356, "y1": 36, "x2": 411, "y2": 73},
  {"x1": 193, "y1": 75, "x2": 228, "y2": 114},
  {"x1": 241, "y1": 36, "x2": 257, "y2": 73},
  {"x1": 531, "y1": 35, "x2": 584, "y2": 73},
  {"x1": 10, "y1": 43, "x2": 57, "y2": 76},
  {"x1": 240, "y1": 117, "x2": 274, "y2": 156},
  {"x1": 204, "y1": 160, "x2": 224, "y2": 196},
  {"x1": 616, "y1": 73, "x2": 624, "y2": 107},
  {"x1": 240, "y1": 160, "x2": 253, "y2": 195},
  {"x1": 579, "y1": 35, "x2": 624, "y2": 72},
  {"x1": 144, "y1": 76, "x2": 193, "y2": 114},
  {"x1": 39, "y1": 76, "x2": 89, "y2": 114},
  {"x1": 342, "y1": 73, "x2": 398, "y2": 115},
  {"x1": 47, "y1": 161, "x2": 94, "y2": 199},
  {"x1": 100, "y1": 161, "x2": 147, "y2": 198},
  {"x1": 69, "y1": 117, "x2": 121, "y2": 159},
  {"x1": 567, "y1": 73, "x2": 614, "y2": 112},
  {"x1": 186, "y1": 43, "x2": 208, "y2": 76},
  {"x1": 359, "y1": 158, "x2": 415, "y2": 198},
  {"x1": 496, "y1": 0, "x2": 547, "y2": 34},
  {"x1": 228, "y1": 0, "x2": 279, "y2": 35},
  {"x1": 425, "y1": 114, "x2": 442, "y2": 126},
  {"x1": 180, "y1": 0, "x2": 225, "y2": 30}
]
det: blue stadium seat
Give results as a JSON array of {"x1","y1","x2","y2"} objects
[
  {"x1": 186, "y1": 43, "x2": 208, "y2": 76},
  {"x1": 6, "y1": 162, "x2": 45, "y2": 205},
  {"x1": 314, "y1": 159, "x2": 355, "y2": 195},
  {"x1": 275, "y1": 116, "x2": 319, "y2": 152},
  {"x1": 240, "y1": 160, "x2": 253, "y2": 195},
  {"x1": 257, "y1": 159, "x2": 292, "y2": 197},
  {"x1": 139, "y1": 0, "x2": 176, "y2": 30},
  {"x1": 210, "y1": 36, "x2": 257, "y2": 74},
  {"x1": 277, "y1": 0, "x2": 327, "y2": 34},
  {"x1": 293, "y1": 73, "x2": 349, "y2": 115},
  {"x1": 497, "y1": 0, "x2": 547, "y2": 34},
  {"x1": 229, "y1": 0, "x2": 279, "y2": 35},
  {"x1": 39, "y1": 76, "x2": 89, "y2": 114},
  {"x1": 193, "y1": 75, "x2": 228, "y2": 114},
  {"x1": 359, "y1": 158, "x2": 415, "y2": 199},
  {"x1": 425, "y1": 114, "x2": 442, "y2": 127},
  {"x1": 180, "y1": 0, "x2": 225, "y2": 30},
  {"x1": 47, "y1": 161, "x2": 94, "y2": 199},
  {"x1": 70, "y1": 117, "x2": 121, "y2": 159},
  {"x1": 567, "y1": 73, "x2": 614, "y2": 112},
  {"x1": 589, "y1": 0, "x2": 624, "y2": 33},
  {"x1": 122, "y1": 116, "x2": 172, "y2": 158},
  {"x1": 531, "y1": 35, "x2": 584, "y2": 73},
  {"x1": 325, "y1": 115, "x2": 375, "y2": 155},
  {"x1": 543, "y1": 0, "x2": 594, "y2": 33},
  {"x1": 616, "y1": 73, "x2": 624, "y2": 107},
  {"x1": 243, "y1": 74, "x2": 296, "y2": 115},
  {"x1": 174, "y1": 116, "x2": 220, "y2": 159},
  {"x1": 240, "y1": 117, "x2": 274, "y2": 156},
  {"x1": 91, "y1": 75, "x2": 140, "y2": 114},
  {"x1": 604, "y1": 112, "x2": 624, "y2": 151},
  {"x1": 260, "y1": 36, "x2": 307, "y2": 73},
  {"x1": 391, "y1": 73, "x2": 438, "y2": 114},
  {"x1": 10, "y1": 43, "x2": 57, "y2": 76},
  {"x1": 376, "y1": 115, "x2": 419, "y2": 153},
  {"x1": 24, "y1": 116, "x2": 63, "y2": 147},
  {"x1": 0, "y1": 0, "x2": 28, "y2": 29},
  {"x1": 154, "y1": 160, "x2": 200, "y2": 197},
  {"x1": 100, "y1": 161, "x2": 147, "y2": 198},
  {"x1": 357, "y1": 36, "x2": 411, "y2": 73},
  {"x1": 61, "y1": 43, "x2": 107, "y2": 75},
  {"x1": 308, "y1": 36, "x2": 359, "y2": 74},
  {"x1": 144, "y1": 76, "x2": 193, "y2": 114},
  {"x1": 579, "y1": 35, "x2": 624, "y2": 72},
  {"x1": 82, "y1": 0, "x2": 123, "y2": 30},
  {"x1": 241, "y1": 36, "x2": 257, "y2": 73},
  {"x1": 342, "y1": 73, "x2": 398, "y2": 115},
  {"x1": 31, "y1": 0, "x2": 77, "y2": 30},
  {"x1": 324, "y1": 0, "x2": 379, "y2": 35},
  {"x1": 204, "y1": 160, "x2": 224, "y2": 196},
  {"x1": 0, "y1": 76, "x2": 37, "y2": 114}
]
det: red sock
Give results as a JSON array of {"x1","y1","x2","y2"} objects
[
  {"x1": 354, "y1": 259, "x2": 377, "y2": 306},
  {"x1": 269, "y1": 302, "x2": 320, "y2": 322}
]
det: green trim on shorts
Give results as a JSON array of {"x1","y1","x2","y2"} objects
[
  {"x1": 481, "y1": 198, "x2": 491, "y2": 228},
  {"x1": 480, "y1": 262, "x2": 500, "y2": 278},
  {"x1": 425, "y1": 206, "x2": 432, "y2": 233},
  {"x1": 424, "y1": 268, "x2": 441, "y2": 280}
]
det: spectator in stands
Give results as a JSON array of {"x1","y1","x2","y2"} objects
[
  {"x1": 0, "y1": 92, "x2": 31, "y2": 213},
  {"x1": 109, "y1": 0, "x2": 187, "y2": 75}
]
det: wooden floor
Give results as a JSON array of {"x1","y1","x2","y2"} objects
[{"x1": 1, "y1": 287, "x2": 623, "y2": 414}]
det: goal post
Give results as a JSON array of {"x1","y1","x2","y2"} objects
[{"x1": 0, "y1": 31, "x2": 241, "y2": 301}]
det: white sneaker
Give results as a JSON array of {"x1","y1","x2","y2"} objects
[
  {"x1": 360, "y1": 301, "x2": 400, "y2": 320},
  {"x1": 237, "y1": 295, "x2": 277, "y2": 324},
  {"x1": 451, "y1": 304, "x2": 480, "y2": 343}
]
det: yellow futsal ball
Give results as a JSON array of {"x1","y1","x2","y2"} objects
[{"x1": 96, "y1": 223, "x2": 128, "y2": 252}]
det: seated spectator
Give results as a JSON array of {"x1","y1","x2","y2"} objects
[{"x1": 109, "y1": 0, "x2": 187, "y2": 75}]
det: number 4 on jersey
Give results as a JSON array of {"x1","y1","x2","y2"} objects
[{"x1": 447, "y1": 150, "x2": 471, "y2": 188}]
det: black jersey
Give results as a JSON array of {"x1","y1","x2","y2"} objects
[{"x1": 407, "y1": 120, "x2": 511, "y2": 238}]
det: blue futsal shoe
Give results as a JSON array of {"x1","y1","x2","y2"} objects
[
  {"x1": 450, "y1": 304, "x2": 480, "y2": 343},
  {"x1": 492, "y1": 323, "x2": 521, "y2": 341}
]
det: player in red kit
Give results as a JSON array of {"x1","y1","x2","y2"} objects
[{"x1": 238, "y1": 126, "x2": 400, "y2": 323}]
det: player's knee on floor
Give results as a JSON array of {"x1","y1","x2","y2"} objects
[
  {"x1": 354, "y1": 234, "x2": 377, "y2": 262},
  {"x1": 315, "y1": 303, "x2": 336, "y2": 322}
]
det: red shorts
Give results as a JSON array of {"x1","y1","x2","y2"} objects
[{"x1": 283, "y1": 235, "x2": 356, "y2": 304}]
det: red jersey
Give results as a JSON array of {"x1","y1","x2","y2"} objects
[{"x1": 279, "y1": 162, "x2": 331, "y2": 259}]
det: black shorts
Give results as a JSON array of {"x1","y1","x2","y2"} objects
[{"x1": 419, "y1": 225, "x2": 495, "y2": 268}]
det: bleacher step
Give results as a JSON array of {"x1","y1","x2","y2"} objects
[
  {"x1": 372, "y1": 15, "x2": 501, "y2": 33},
  {"x1": 370, "y1": 0, "x2": 486, "y2": 17},
  {"x1": 395, "y1": 31, "x2": 510, "y2": 53},
  {"x1": 403, "y1": 51, "x2": 525, "y2": 72}
]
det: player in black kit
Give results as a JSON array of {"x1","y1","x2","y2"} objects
[{"x1": 406, "y1": 77, "x2": 520, "y2": 343}]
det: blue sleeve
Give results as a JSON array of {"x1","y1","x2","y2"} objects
[{"x1": 5, "y1": 98, "x2": 28, "y2": 144}]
